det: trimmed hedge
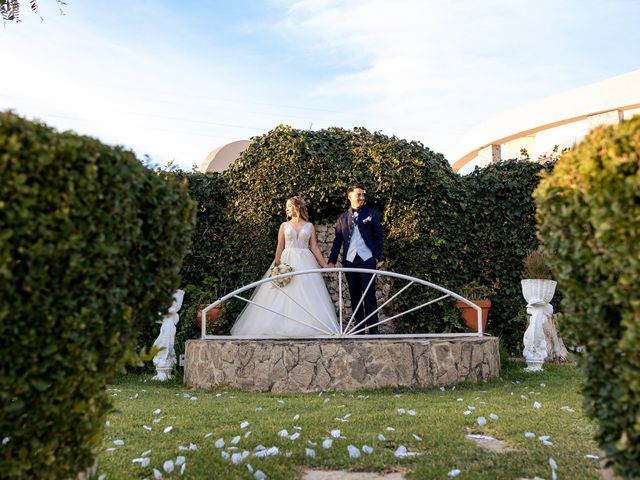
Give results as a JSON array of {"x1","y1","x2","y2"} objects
[
  {"x1": 0, "y1": 112, "x2": 195, "y2": 478},
  {"x1": 535, "y1": 116, "x2": 640, "y2": 477}
]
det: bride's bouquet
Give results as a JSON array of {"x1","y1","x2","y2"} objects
[{"x1": 270, "y1": 262, "x2": 294, "y2": 288}]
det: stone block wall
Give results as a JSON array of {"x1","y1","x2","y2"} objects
[{"x1": 185, "y1": 336, "x2": 500, "y2": 392}]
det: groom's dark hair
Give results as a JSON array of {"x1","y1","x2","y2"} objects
[{"x1": 347, "y1": 183, "x2": 365, "y2": 194}]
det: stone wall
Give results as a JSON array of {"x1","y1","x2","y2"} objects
[{"x1": 185, "y1": 336, "x2": 500, "y2": 392}]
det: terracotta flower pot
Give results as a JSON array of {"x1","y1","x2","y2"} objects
[
  {"x1": 195, "y1": 304, "x2": 225, "y2": 334},
  {"x1": 455, "y1": 300, "x2": 491, "y2": 333}
]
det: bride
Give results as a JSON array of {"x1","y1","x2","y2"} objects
[{"x1": 230, "y1": 196, "x2": 340, "y2": 337}]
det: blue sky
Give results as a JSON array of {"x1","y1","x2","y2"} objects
[{"x1": 1, "y1": 0, "x2": 639, "y2": 170}]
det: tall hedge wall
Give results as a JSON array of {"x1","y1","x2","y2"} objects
[
  {"x1": 0, "y1": 112, "x2": 195, "y2": 478},
  {"x1": 535, "y1": 116, "x2": 640, "y2": 478}
]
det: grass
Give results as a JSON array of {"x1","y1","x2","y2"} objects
[{"x1": 98, "y1": 362, "x2": 601, "y2": 479}]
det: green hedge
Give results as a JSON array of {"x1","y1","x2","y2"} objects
[
  {"x1": 535, "y1": 116, "x2": 640, "y2": 478},
  {"x1": 0, "y1": 111, "x2": 195, "y2": 478}
]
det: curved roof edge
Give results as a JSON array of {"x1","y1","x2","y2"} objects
[{"x1": 200, "y1": 140, "x2": 252, "y2": 173}]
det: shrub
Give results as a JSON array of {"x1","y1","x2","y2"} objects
[
  {"x1": 0, "y1": 111, "x2": 195, "y2": 478},
  {"x1": 522, "y1": 249, "x2": 552, "y2": 279},
  {"x1": 535, "y1": 115, "x2": 640, "y2": 477}
]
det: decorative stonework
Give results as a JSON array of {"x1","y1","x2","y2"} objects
[{"x1": 184, "y1": 336, "x2": 500, "y2": 392}]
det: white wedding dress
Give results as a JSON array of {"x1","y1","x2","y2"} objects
[{"x1": 230, "y1": 222, "x2": 340, "y2": 337}]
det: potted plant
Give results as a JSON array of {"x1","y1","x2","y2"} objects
[
  {"x1": 185, "y1": 279, "x2": 227, "y2": 335},
  {"x1": 455, "y1": 281, "x2": 495, "y2": 333},
  {"x1": 521, "y1": 249, "x2": 556, "y2": 303}
]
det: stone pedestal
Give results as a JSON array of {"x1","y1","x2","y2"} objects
[{"x1": 184, "y1": 336, "x2": 500, "y2": 392}]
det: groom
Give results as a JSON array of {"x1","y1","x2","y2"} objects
[{"x1": 327, "y1": 183, "x2": 384, "y2": 334}]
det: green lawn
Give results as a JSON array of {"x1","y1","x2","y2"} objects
[{"x1": 98, "y1": 362, "x2": 601, "y2": 479}]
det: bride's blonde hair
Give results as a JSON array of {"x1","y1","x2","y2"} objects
[{"x1": 287, "y1": 196, "x2": 309, "y2": 221}]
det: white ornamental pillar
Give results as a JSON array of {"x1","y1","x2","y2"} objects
[{"x1": 521, "y1": 280, "x2": 557, "y2": 372}]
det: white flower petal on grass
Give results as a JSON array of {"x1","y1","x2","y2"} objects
[
  {"x1": 153, "y1": 409, "x2": 161, "y2": 415},
  {"x1": 189, "y1": 443, "x2": 197, "y2": 451},
  {"x1": 143, "y1": 425, "x2": 152, "y2": 431},
  {"x1": 247, "y1": 464, "x2": 254, "y2": 473},
  {"x1": 463, "y1": 410, "x2": 472, "y2": 416},
  {"x1": 215, "y1": 393, "x2": 222, "y2": 397},
  {"x1": 113, "y1": 440, "x2": 125, "y2": 446},
  {"x1": 323, "y1": 398, "x2": 331, "y2": 404},
  {"x1": 408, "y1": 410, "x2": 416, "y2": 416},
  {"x1": 277, "y1": 399, "x2": 285, "y2": 405},
  {"x1": 266, "y1": 446, "x2": 279, "y2": 456},
  {"x1": 190, "y1": 396, "x2": 198, "y2": 401},
  {"x1": 240, "y1": 421, "x2": 250, "y2": 429},
  {"x1": 98, "y1": 475, "x2": 106, "y2": 480},
  {"x1": 254, "y1": 445, "x2": 266, "y2": 452},
  {"x1": 394, "y1": 394, "x2": 402, "y2": 398},
  {"x1": 525, "y1": 432, "x2": 536, "y2": 439},
  {"x1": 255, "y1": 407, "x2": 263, "y2": 412},
  {"x1": 254, "y1": 470, "x2": 266, "y2": 480},
  {"x1": 362, "y1": 445, "x2": 374, "y2": 454},
  {"x1": 560, "y1": 406, "x2": 576, "y2": 413},
  {"x1": 412, "y1": 434, "x2": 423, "y2": 441},
  {"x1": 163, "y1": 426, "x2": 173, "y2": 433},
  {"x1": 397, "y1": 408, "x2": 406, "y2": 414},
  {"x1": 214, "y1": 438, "x2": 225, "y2": 448},
  {"x1": 179, "y1": 445, "x2": 189, "y2": 451},
  {"x1": 467, "y1": 406, "x2": 476, "y2": 411},
  {"x1": 104, "y1": 421, "x2": 110, "y2": 428},
  {"x1": 477, "y1": 416, "x2": 487, "y2": 426},
  {"x1": 521, "y1": 394, "x2": 528, "y2": 400},
  {"x1": 152, "y1": 468, "x2": 162, "y2": 479},
  {"x1": 152, "y1": 418, "x2": 162, "y2": 424},
  {"x1": 289, "y1": 432, "x2": 300, "y2": 441},
  {"x1": 489, "y1": 413, "x2": 499, "y2": 420},
  {"x1": 132, "y1": 457, "x2": 151, "y2": 467},
  {"x1": 293, "y1": 426, "x2": 302, "y2": 430},
  {"x1": 394, "y1": 446, "x2": 408, "y2": 458},
  {"x1": 244, "y1": 431, "x2": 253, "y2": 438},
  {"x1": 377, "y1": 434, "x2": 386, "y2": 441},
  {"x1": 176, "y1": 456, "x2": 186, "y2": 466},
  {"x1": 293, "y1": 414, "x2": 300, "y2": 420},
  {"x1": 386, "y1": 427, "x2": 395, "y2": 432},
  {"x1": 183, "y1": 393, "x2": 190, "y2": 398},
  {"x1": 231, "y1": 435, "x2": 241, "y2": 444},
  {"x1": 550, "y1": 457, "x2": 558, "y2": 480},
  {"x1": 540, "y1": 383, "x2": 546, "y2": 387},
  {"x1": 456, "y1": 398, "x2": 464, "y2": 402},
  {"x1": 305, "y1": 448, "x2": 316, "y2": 457},
  {"x1": 221, "y1": 451, "x2": 231, "y2": 460},
  {"x1": 231, "y1": 453, "x2": 244, "y2": 465},
  {"x1": 204, "y1": 432, "x2": 213, "y2": 439},
  {"x1": 106, "y1": 447, "x2": 116, "y2": 452},
  {"x1": 448, "y1": 469, "x2": 461, "y2": 477},
  {"x1": 278, "y1": 430, "x2": 289, "y2": 438},
  {"x1": 253, "y1": 450, "x2": 268, "y2": 458},
  {"x1": 347, "y1": 445, "x2": 361, "y2": 458},
  {"x1": 330, "y1": 429, "x2": 341, "y2": 438},
  {"x1": 228, "y1": 446, "x2": 238, "y2": 451},
  {"x1": 180, "y1": 463, "x2": 186, "y2": 476},
  {"x1": 466, "y1": 434, "x2": 495, "y2": 441},
  {"x1": 142, "y1": 450, "x2": 152, "y2": 457},
  {"x1": 585, "y1": 454, "x2": 599, "y2": 460},
  {"x1": 322, "y1": 439, "x2": 333, "y2": 449},
  {"x1": 533, "y1": 402, "x2": 542, "y2": 409},
  {"x1": 163, "y1": 460, "x2": 175, "y2": 473}
]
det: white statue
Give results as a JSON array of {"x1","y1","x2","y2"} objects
[
  {"x1": 152, "y1": 289, "x2": 185, "y2": 381},
  {"x1": 521, "y1": 280, "x2": 557, "y2": 371}
]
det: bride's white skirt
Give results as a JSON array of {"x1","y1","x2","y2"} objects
[{"x1": 230, "y1": 248, "x2": 340, "y2": 337}]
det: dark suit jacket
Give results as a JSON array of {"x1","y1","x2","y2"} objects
[{"x1": 329, "y1": 206, "x2": 384, "y2": 264}]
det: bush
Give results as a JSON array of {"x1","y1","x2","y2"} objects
[
  {"x1": 535, "y1": 116, "x2": 640, "y2": 477},
  {"x1": 0, "y1": 111, "x2": 195, "y2": 478}
]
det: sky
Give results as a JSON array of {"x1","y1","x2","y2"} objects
[{"x1": 1, "y1": 0, "x2": 639, "y2": 171}]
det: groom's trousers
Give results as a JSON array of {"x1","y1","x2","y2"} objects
[{"x1": 344, "y1": 255, "x2": 379, "y2": 334}]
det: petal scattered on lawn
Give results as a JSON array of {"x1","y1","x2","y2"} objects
[
  {"x1": 106, "y1": 447, "x2": 116, "y2": 452},
  {"x1": 153, "y1": 409, "x2": 161, "y2": 415},
  {"x1": 176, "y1": 456, "x2": 186, "y2": 466},
  {"x1": 240, "y1": 421, "x2": 250, "y2": 429},
  {"x1": 330, "y1": 429, "x2": 341, "y2": 438},
  {"x1": 466, "y1": 434, "x2": 495, "y2": 441},
  {"x1": 215, "y1": 438, "x2": 225, "y2": 448},
  {"x1": 180, "y1": 463, "x2": 186, "y2": 476},
  {"x1": 143, "y1": 425, "x2": 152, "y2": 431},
  {"x1": 550, "y1": 457, "x2": 558, "y2": 480},
  {"x1": 477, "y1": 416, "x2": 487, "y2": 426},
  {"x1": 540, "y1": 383, "x2": 546, "y2": 387},
  {"x1": 525, "y1": 432, "x2": 536, "y2": 439},
  {"x1": 231, "y1": 435, "x2": 241, "y2": 444},
  {"x1": 293, "y1": 414, "x2": 300, "y2": 420},
  {"x1": 585, "y1": 454, "x2": 599, "y2": 460},
  {"x1": 456, "y1": 398, "x2": 464, "y2": 402},
  {"x1": 266, "y1": 446, "x2": 279, "y2": 456},
  {"x1": 533, "y1": 401, "x2": 542, "y2": 409},
  {"x1": 231, "y1": 453, "x2": 244, "y2": 465},
  {"x1": 305, "y1": 448, "x2": 316, "y2": 457},
  {"x1": 255, "y1": 407, "x2": 263, "y2": 412},
  {"x1": 163, "y1": 426, "x2": 173, "y2": 433},
  {"x1": 152, "y1": 418, "x2": 162, "y2": 424},
  {"x1": 448, "y1": 469, "x2": 461, "y2": 477},
  {"x1": 347, "y1": 445, "x2": 361, "y2": 458},
  {"x1": 397, "y1": 408, "x2": 406, "y2": 414},
  {"x1": 132, "y1": 457, "x2": 150, "y2": 467},
  {"x1": 408, "y1": 410, "x2": 416, "y2": 416},
  {"x1": 413, "y1": 434, "x2": 422, "y2": 441},
  {"x1": 254, "y1": 470, "x2": 266, "y2": 480},
  {"x1": 105, "y1": 421, "x2": 110, "y2": 428},
  {"x1": 163, "y1": 460, "x2": 174, "y2": 473},
  {"x1": 394, "y1": 446, "x2": 408, "y2": 458},
  {"x1": 362, "y1": 445, "x2": 374, "y2": 454},
  {"x1": 245, "y1": 431, "x2": 253, "y2": 438},
  {"x1": 221, "y1": 451, "x2": 230, "y2": 460},
  {"x1": 322, "y1": 439, "x2": 333, "y2": 449},
  {"x1": 152, "y1": 468, "x2": 162, "y2": 479},
  {"x1": 386, "y1": 427, "x2": 395, "y2": 432},
  {"x1": 204, "y1": 432, "x2": 213, "y2": 439},
  {"x1": 289, "y1": 432, "x2": 300, "y2": 441},
  {"x1": 560, "y1": 406, "x2": 576, "y2": 413},
  {"x1": 278, "y1": 430, "x2": 289, "y2": 438},
  {"x1": 113, "y1": 440, "x2": 125, "y2": 446},
  {"x1": 463, "y1": 410, "x2": 472, "y2": 416},
  {"x1": 489, "y1": 413, "x2": 499, "y2": 420},
  {"x1": 521, "y1": 395, "x2": 528, "y2": 400},
  {"x1": 277, "y1": 399, "x2": 285, "y2": 405},
  {"x1": 377, "y1": 434, "x2": 386, "y2": 441},
  {"x1": 247, "y1": 464, "x2": 254, "y2": 473},
  {"x1": 142, "y1": 450, "x2": 152, "y2": 457},
  {"x1": 189, "y1": 443, "x2": 197, "y2": 451},
  {"x1": 190, "y1": 396, "x2": 198, "y2": 401}
]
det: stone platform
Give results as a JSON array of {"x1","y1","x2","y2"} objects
[{"x1": 184, "y1": 336, "x2": 500, "y2": 392}]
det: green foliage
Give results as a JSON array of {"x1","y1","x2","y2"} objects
[
  {"x1": 461, "y1": 159, "x2": 556, "y2": 353},
  {"x1": 535, "y1": 116, "x2": 640, "y2": 478},
  {"x1": 522, "y1": 248, "x2": 553, "y2": 279},
  {"x1": 0, "y1": 111, "x2": 195, "y2": 478},
  {"x1": 459, "y1": 281, "x2": 495, "y2": 301}
]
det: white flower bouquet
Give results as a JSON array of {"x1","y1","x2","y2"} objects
[{"x1": 270, "y1": 262, "x2": 294, "y2": 288}]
